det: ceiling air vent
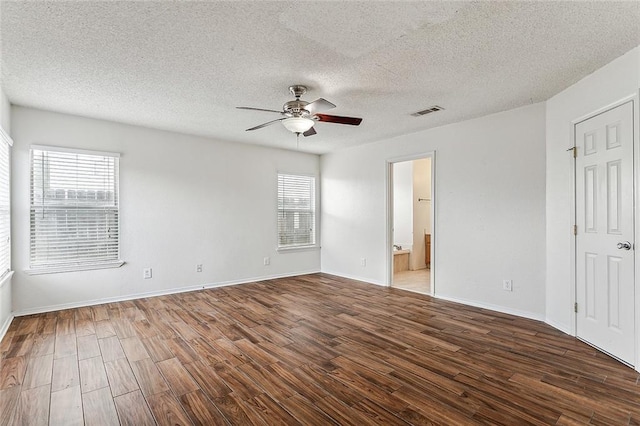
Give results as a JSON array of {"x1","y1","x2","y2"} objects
[{"x1": 411, "y1": 105, "x2": 444, "y2": 117}]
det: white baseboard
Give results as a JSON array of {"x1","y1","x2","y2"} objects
[
  {"x1": 10, "y1": 269, "x2": 565, "y2": 341},
  {"x1": 0, "y1": 313, "x2": 14, "y2": 342},
  {"x1": 320, "y1": 270, "x2": 387, "y2": 287},
  {"x1": 544, "y1": 318, "x2": 573, "y2": 336},
  {"x1": 13, "y1": 269, "x2": 321, "y2": 317},
  {"x1": 433, "y1": 293, "x2": 545, "y2": 322},
  {"x1": 322, "y1": 271, "x2": 546, "y2": 322}
]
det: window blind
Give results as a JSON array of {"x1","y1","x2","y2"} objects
[
  {"x1": 277, "y1": 173, "x2": 316, "y2": 248},
  {"x1": 30, "y1": 146, "x2": 120, "y2": 270},
  {"x1": 0, "y1": 127, "x2": 12, "y2": 280}
]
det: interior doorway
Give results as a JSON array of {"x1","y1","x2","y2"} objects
[{"x1": 387, "y1": 154, "x2": 434, "y2": 295}]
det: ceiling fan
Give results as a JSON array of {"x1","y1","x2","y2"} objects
[{"x1": 237, "y1": 85, "x2": 362, "y2": 137}]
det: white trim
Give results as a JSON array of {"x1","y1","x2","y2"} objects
[
  {"x1": 0, "y1": 130, "x2": 11, "y2": 292},
  {"x1": 545, "y1": 318, "x2": 573, "y2": 336},
  {"x1": 320, "y1": 270, "x2": 386, "y2": 287},
  {"x1": 0, "y1": 313, "x2": 15, "y2": 343},
  {"x1": 634, "y1": 91, "x2": 640, "y2": 372},
  {"x1": 323, "y1": 271, "x2": 544, "y2": 321},
  {"x1": 430, "y1": 153, "x2": 436, "y2": 296},
  {"x1": 24, "y1": 261, "x2": 125, "y2": 275},
  {"x1": 385, "y1": 161, "x2": 393, "y2": 287},
  {"x1": 12, "y1": 269, "x2": 320, "y2": 317},
  {"x1": 277, "y1": 245, "x2": 320, "y2": 253},
  {"x1": 0, "y1": 270, "x2": 14, "y2": 289},
  {"x1": 0, "y1": 126, "x2": 13, "y2": 147},
  {"x1": 572, "y1": 94, "x2": 638, "y2": 125},
  {"x1": 435, "y1": 293, "x2": 546, "y2": 323},
  {"x1": 568, "y1": 117, "x2": 577, "y2": 336},
  {"x1": 386, "y1": 152, "x2": 436, "y2": 164},
  {"x1": 385, "y1": 152, "x2": 436, "y2": 296},
  {"x1": 30, "y1": 144, "x2": 120, "y2": 158}
]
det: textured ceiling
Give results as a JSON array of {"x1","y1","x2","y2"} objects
[{"x1": 1, "y1": 1, "x2": 639, "y2": 154}]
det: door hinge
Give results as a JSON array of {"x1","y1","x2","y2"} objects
[
  {"x1": 567, "y1": 146, "x2": 577, "y2": 158},
  {"x1": 574, "y1": 302, "x2": 578, "y2": 313},
  {"x1": 573, "y1": 225, "x2": 577, "y2": 235}
]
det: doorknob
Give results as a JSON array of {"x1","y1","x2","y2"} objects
[{"x1": 617, "y1": 241, "x2": 632, "y2": 250}]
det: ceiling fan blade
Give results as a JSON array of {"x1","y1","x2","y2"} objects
[
  {"x1": 246, "y1": 118, "x2": 285, "y2": 131},
  {"x1": 303, "y1": 126, "x2": 317, "y2": 137},
  {"x1": 304, "y1": 98, "x2": 336, "y2": 115},
  {"x1": 237, "y1": 106, "x2": 283, "y2": 114},
  {"x1": 315, "y1": 114, "x2": 362, "y2": 126}
]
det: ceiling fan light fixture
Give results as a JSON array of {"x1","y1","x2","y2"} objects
[{"x1": 282, "y1": 117, "x2": 314, "y2": 133}]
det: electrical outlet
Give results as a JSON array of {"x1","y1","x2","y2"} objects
[
  {"x1": 360, "y1": 258, "x2": 366, "y2": 267},
  {"x1": 143, "y1": 268, "x2": 152, "y2": 279},
  {"x1": 502, "y1": 279, "x2": 513, "y2": 291},
  {"x1": 196, "y1": 264, "x2": 203, "y2": 273},
  {"x1": 263, "y1": 257, "x2": 270, "y2": 266}
]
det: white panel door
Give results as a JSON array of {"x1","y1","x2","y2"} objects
[{"x1": 576, "y1": 101, "x2": 635, "y2": 365}]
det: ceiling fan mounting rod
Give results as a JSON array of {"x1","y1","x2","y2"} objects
[{"x1": 289, "y1": 85, "x2": 307, "y2": 99}]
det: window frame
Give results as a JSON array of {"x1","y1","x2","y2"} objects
[
  {"x1": 0, "y1": 126, "x2": 12, "y2": 287},
  {"x1": 276, "y1": 172, "x2": 319, "y2": 252},
  {"x1": 27, "y1": 145, "x2": 124, "y2": 274}
]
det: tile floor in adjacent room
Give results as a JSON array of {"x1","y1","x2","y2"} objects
[{"x1": 392, "y1": 268, "x2": 430, "y2": 295}]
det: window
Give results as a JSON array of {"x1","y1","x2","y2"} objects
[
  {"x1": 0, "y1": 127, "x2": 12, "y2": 281},
  {"x1": 277, "y1": 173, "x2": 316, "y2": 249},
  {"x1": 29, "y1": 146, "x2": 121, "y2": 272}
]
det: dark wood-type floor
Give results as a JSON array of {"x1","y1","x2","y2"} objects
[{"x1": 1, "y1": 274, "x2": 639, "y2": 425}]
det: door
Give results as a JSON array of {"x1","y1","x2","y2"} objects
[{"x1": 575, "y1": 100, "x2": 635, "y2": 365}]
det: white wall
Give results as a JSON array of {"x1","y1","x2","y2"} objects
[
  {"x1": 392, "y1": 160, "x2": 413, "y2": 249},
  {"x1": 545, "y1": 46, "x2": 640, "y2": 333},
  {"x1": 321, "y1": 103, "x2": 547, "y2": 319},
  {"x1": 11, "y1": 106, "x2": 320, "y2": 314},
  {"x1": 411, "y1": 158, "x2": 430, "y2": 271}
]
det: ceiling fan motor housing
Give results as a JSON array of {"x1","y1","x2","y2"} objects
[{"x1": 283, "y1": 100, "x2": 311, "y2": 118}]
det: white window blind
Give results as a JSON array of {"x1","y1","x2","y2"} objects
[
  {"x1": 30, "y1": 146, "x2": 120, "y2": 271},
  {"x1": 277, "y1": 173, "x2": 316, "y2": 249},
  {"x1": 0, "y1": 127, "x2": 12, "y2": 280}
]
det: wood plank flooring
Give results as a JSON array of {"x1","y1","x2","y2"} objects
[{"x1": 1, "y1": 273, "x2": 639, "y2": 425}]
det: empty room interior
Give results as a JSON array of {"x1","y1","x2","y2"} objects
[{"x1": 1, "y1": 1, "x2": 640, "y2": 425}]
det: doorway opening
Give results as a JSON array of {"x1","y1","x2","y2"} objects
[{"x1": 387, "y1": 154, "x2": 434, "y2": 295}]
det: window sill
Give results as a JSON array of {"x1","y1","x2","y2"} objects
[
  {"x1": 25, "y1": 261, "x2": 125, "y2": 275},
  {"x1": 277, "y1": 245, "x2": 320, "y2": 253}
]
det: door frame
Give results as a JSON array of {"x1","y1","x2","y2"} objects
[
  {"x1": 385, "y1": 151, "x2": 436, "y2": 295},
  {"x1": 570, "y1": 93, "x2": 640, "y2": 371}
]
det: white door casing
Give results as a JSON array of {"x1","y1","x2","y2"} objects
[
  {"x1": 575, "y1": 100, "x2": 635, "y2": 365},
  {"x1": 386, "y1": 152, "x2": 436, "y2": 295}
]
